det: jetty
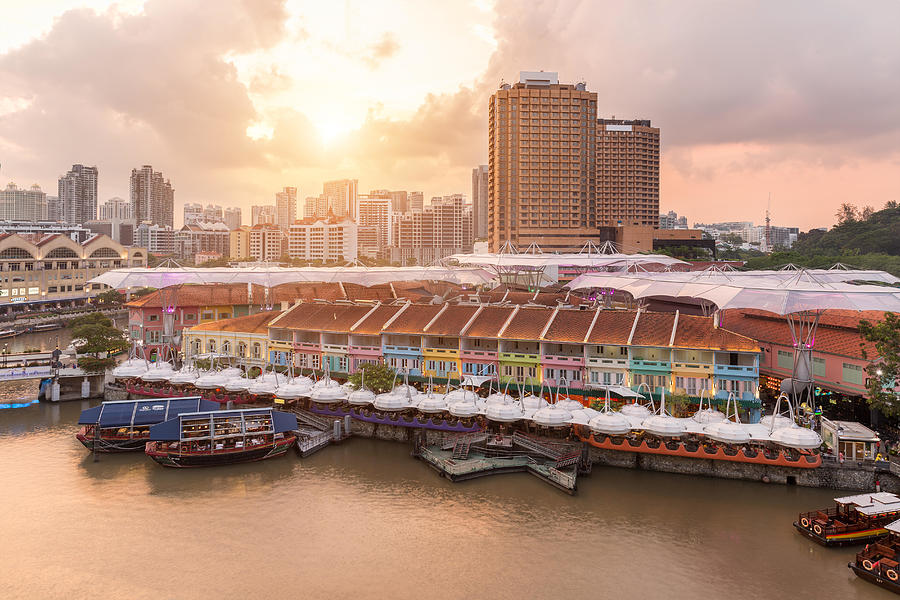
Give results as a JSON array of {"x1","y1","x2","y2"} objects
[
  {"x1": 414, "y1": 431, "x2": 585, "y2": 494},
  {"x1": 289, "y1": 408, "x2": 353, "y2": 457}
]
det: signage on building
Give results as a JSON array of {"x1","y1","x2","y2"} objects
[{"x1": 606, "y1": 124, "x2": 633, "y2": 132}]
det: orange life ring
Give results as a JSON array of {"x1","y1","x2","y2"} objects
[
  {"x1": 813, "y1": 523, "x2": 823, "y2": 536},
  {"x1": 888, "y1": 569, "x2": 899, "y2": 582},
  {"x1": 800, "y1": 517, "x2": 810, "y2": 528},
  {"x1": 863, "y1": 559, "x2": 875, "y2": 571}
]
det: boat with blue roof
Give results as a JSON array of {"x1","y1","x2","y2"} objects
[
  {"x1": 76, "y1": 397, "x2": 218, "y2": 452},
  {"x1": 145, "y1": 408, "x2": 298, "y2": 467}
]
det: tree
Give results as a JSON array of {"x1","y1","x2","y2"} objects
[
  {"x1": 861, "y1": 205, "x2": 876, "y2": 221},
  {"x1": 347, "y1": 362, "x2": 397, "y2": 394},
  {"x1": 95, "y1": 288, "x2": 124, "y2": 305},
  {"x1": 130, "y1": 287, "x2": 156, "y2": 299},
  {"x1": 719, "y1": 232, "x2": 745, "y2": 246},
  {"x1": 71, "y1": 313, "x2": 128, "y2": 358},
  {"x1": 835, "y1": 203, "x2": 859, "y2": 225},
  {"x1": 859, "y1": 313, "x2": 900, "y2": 417},
  {"x1": 885, "y1": 201, "x2": 899, "y2": 210}
]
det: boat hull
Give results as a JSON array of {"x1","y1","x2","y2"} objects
[
  {"x1": 76, "y1": 428, "x2": 148, "y2": 453},
  {"x1": 849, "y1": 562, "x2": 900, "y2": 595},
  {"x1": 146, "y1": 436, "x2": 295, "y2": 468},
  {"x1": 794, "y1": 522, "x2": 887, "y2": 547}
]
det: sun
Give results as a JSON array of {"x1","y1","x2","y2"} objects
[{"x1": 314, "y1": 114, "x2": 355, "y2": 145}]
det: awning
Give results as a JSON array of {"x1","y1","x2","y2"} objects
[{"x1": 78, "y1": 397, "x2": 215, "y2": 427}]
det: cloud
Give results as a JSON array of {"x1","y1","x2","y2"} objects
[{"x1": 362, "y1": 32, "x2": 400, "y2": 68}]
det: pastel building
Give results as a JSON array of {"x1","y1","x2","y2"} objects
[{"x1": 260, "y1": 300, "x2": 761, "y2": 405}]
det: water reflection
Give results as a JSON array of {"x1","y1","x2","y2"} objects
[{"x1": 0, "y1": 399, "x2": 894, "y2": 600}]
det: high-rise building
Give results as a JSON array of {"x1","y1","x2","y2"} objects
[
  {"x1": 323, "y1": 179, "x2": 358, "y2": 220},
  {"x1": 471, "y1": 165, "x2": 489, "y2": 239},
  {"x1": 596, "y1": 118, "x2": 659, "y2": 227},
  {"x1": 46, "y1": 196, "x2": 60, "y2": 221},
  {"x1": 203, "y1": 204, "x2": 224, "y2": 223},
  {"x1": 174, "y1": 221, "x2": 230, "y2": 260},
  {"x1": 287, "y1": 218, "x2": 358, "y2": 263},
  {"x1": 275, "y1": 187, "x2": 297, "y2": 231},
  {"x1": 224, "y1": 207, "x2": 241, "y2": 230},
  {"x1": 183, "y1": 202, "x2": 204, "y2": 225},
  {"x1": 0, "y1": 183, "x2": 48, "y2": 221},
  {"x1": 357, "y1": 195, "x2": 393, "y2": 252},
  {"x1": 389, "y1": 194, "x2": 473, "y2": 265},
  {"x1": 371, "y1": 189, "x2": 408, "y2": 213},
  {"x1": 659, "y1": 210, "x2": 687, "y2": 230},
  {"x1": 58, "y1": 164, "x2": 98, "y2": 224},
  {"x1": 229, "y1": 225, "x2": 251, "y2": 259},
  {"x1": 251, "y1": 205, "x2": 277, "y2": 226},
  {"x1": 99, "y1": 197, "x2": 133, "y2": 221},
  {"x1": 488, "y1": 72, "x2": 597, "y2": 252},
  {"x1": 303, "y1": 196, "x2": 329, "y2": 220},
  {"x1": 129, "y1": 165, "x2": 174, "y2": 228},
  {"x1": 134, "y1": 222, "x2": 175, "y2": 254},
  {"x1": 409, "y1": 191, "x2": 424, "y2": 212},
  {"x1": 248, "y1": 224, "x2": 283, "y2": 261}
]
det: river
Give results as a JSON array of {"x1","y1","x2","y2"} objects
[{"x1": 0, "y1": 401, "x2": 890, "y2": 599}]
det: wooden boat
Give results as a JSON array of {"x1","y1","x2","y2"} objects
[
  {"x1": 795, "y1": 492, "x2": 900, "y2": 546},
  {"x1": 76, "y1": 397, "x2": 217, "y2": 452},
  {"x1": 145, "y1": 408, "x2": 298, "y2": 468},
  {"x1": 0, "y1": 329, "x2": 17, "y2": 339},
  {"x1": 31, "y1": 323, "x2": 62, "y2": 332},
  {"x1": 849, "y1": 518, "x2": 900, "y2": 594}
]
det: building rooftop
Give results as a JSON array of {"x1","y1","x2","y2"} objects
[{"x1": 187, "y1": 310, "x2": 282, "y2": 335}]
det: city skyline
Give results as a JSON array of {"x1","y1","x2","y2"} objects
[{"x1": 2, "y1": 2, "x2": 900, "y2": 230}]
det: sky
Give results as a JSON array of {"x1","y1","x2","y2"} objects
[{"x1": 1, "y1": 0, "x2": 899, "y2": 230}]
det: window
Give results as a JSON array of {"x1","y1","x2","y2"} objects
[
  {"x1": 184, "y1": 313, "x2": 196, "y2": 320},
  {"x1": 147, "y1": 330, "x2": 161, "y2": 343},
  {"x1": 812, "y1": 356, "x2": 826, "y2": 377},
  {"x1": 208, "y1": 340, "x2": 216, "y2": 353},
  {"x1": 615, "y1": 372, "x2": 624, "y2": 385},
  {"x1": 237, "y1": 342, "x2": 246, "y2": 357},
  {"x1": 47, "y1": 286, "x2": 57, "y2": 293},
  {"x1": 202, "y1": 312, "x2": 214, "y2": 320},
  {"x1": 147, "y1": 314, "x2": 159, "y2": 322},
  {"x1": 843, "y1": 363, "x2": 863, "y2": 385},
  {"x1": 89, "y1": 247, "x2": 120, "y2": 258},
  {"x1": 222, "y1": 341, "x2": 231, "y2": 354},
  {"x1": 545, "y1": 368, "x2": 556, "y2": 380},
  {"x1": 219, "y1": 313, "x2": 230, "y2": 320},
  {"x1": 0, "y1": 247, "x2": 34, "y2": 260},
  {"x1": 338, "y1": 356, "x2": 348, "y2": 371},
  {"x1": 252, "y1": 343, "x2": 261, "y2": 358},
  {"x1": 46, "y1": 247, "x2": 79, "y2": 259},
  {"x1": 777, "y1": 350, "x2": 793, "y2": 370}
]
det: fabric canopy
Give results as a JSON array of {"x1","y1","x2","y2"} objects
[
  {"x1": 567, "y1": 269, "x2": 900, "y2": 315},
  {"x1": 446, "y1": 252, "x2": 689, "y2": 269},
  {"x1": 78, "y1": 397, "x2": 214, "y2": 427},
  {"x1": 90, "y1": 266, "x2": 495, "y2": 289}
]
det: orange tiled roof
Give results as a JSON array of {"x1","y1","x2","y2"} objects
[
  {"x1": 721, "y1": 309, "x2": 878, "y2": 359},
  {"x1": 630, "y1": 311, "x2": 676, "y2": 347},
  {"x1": 674, "y1": 314, "x2": 759, "y2": 352},
  {"x1": 188, "y1": 310, "x2": 282, "y2": 334},
  {"x1": 502, "y1": 307, "x2": 553, "y2": 340},
  {"x1": 352, "y1": 304, "x2": 403, "y2": 335},
  {"x1": 423, "y1": 305, "x2": 480, "y2": 336},
  {"x1": 382, "y1": 304, "x2": 443, "y2": 334},
  {"x1": 542, "y1": 308, "x2": 597, "y2": 343},
  {"x1": 465, "y1": 305, "x2": 516, "y2": 338},
  {"x1": 584, "y1": 310, "x2": 636, "y2": 345}
]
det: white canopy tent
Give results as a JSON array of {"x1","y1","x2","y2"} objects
[
  {"x1": 90, "y1": 265, "x2": 496, "y2": 290},
  {"x1": 567, "y1": 268, "x2": 900, "y2": 414},
  {"x1": 445, "y1": 252, "x2": 690, "y2": 269}
]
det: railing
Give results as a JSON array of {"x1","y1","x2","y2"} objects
[
  {"x1": 547, "y1": 467, "x2": 576, "y2": 489},
  {"x1": 512, "y1": 432, "x2": 563, "y2": 460},
  {"x1": 292, "y1": 409, "x2": 332, "y2": 431},
  {"x1": 586, "y1": 357, "x2": 628, "y2": 367},
  {"x1": 630, "y1": 359, "x2": 671, "y2": 371},
  {"x1": 714, "y1": 364, "x2": 758, "y2": 376},
  {"x1": 297, "y1": 430, "x2": 333, "y2": 453}
]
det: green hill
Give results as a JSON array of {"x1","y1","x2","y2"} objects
[{"x1": 793, "y1": 204, "x2": 900, "y2": 255}]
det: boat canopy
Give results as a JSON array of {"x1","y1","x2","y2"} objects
[
  {"x1": 835, "y1": 492, "x2": 900, "y2": 510},
  {"x1": 885, "y1": 518, "x2": 900, "y2": 535},
  {"x1": 149, "y1": 408, "x2": 298, "y2": 442},
  {"x1": 78, "y1": 397, "x2": 215, "y2": 428}
]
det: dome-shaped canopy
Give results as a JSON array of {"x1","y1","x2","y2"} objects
[
  {"x1": 589, "y1": 411, "x2": 632, "y2": 435},
  {"x1": 113, "y1": 358, "x2": 148, "y2": 379},
  {"x1": 703, "y1": 420, "x2": 751, "y2": 444},
  {"x1": 167, "y1": 368, "x2": 199, "y2": 385},
  {"x1": 223, "y1": 376, "x2": 251, "y2": 392},
  {"x1": 448, "y1": 396, "x2": 480, "y2": 417},
  {"x1": 219, "y1": 367, "x2": 243, "y2": 380},
  {"x1": 531, "y1": 404, "x2": 573, "y2": 427},
  {"x1": 140, "y1": 362, "x2": 175, "y2": 382},
  {"x1": 309, "y1": 384, "x2": 347, "y2": 404},
  {"x1": 620, "y1": 402, "x2": 652, "y2": 419},
  {"x1": 347, "y1": 388, "x2": 376, "y2": 406},
  {"x1": 641, "y1": 414, "x2": 686, "y2": 437},
  {"x1": 555, "y1": 396, "x2": 584, "y2": 411},
  {"x1": 416, "y1": 393, "x2": 448, "y2": 413},
  {"x1": 760, "y1": 414, "x2": 794, "y2": 430},
  {"x1": 445, "y1": 388, "x2": 479, "y2": 404},
  {"x1": 485, "y1": 392, "x2": 515, "y2": 406},
  {"x1": 769, "y1": 425, "x2": 822, "y2": 450},
  {"x1": 373, "y1": 391, "x2": 412, "y2": 411},
  {"x1": 693, "y1": 407, "x2": 726, "y2": 424},
  {"x1": 520, "y1": 393, "x2": 548, "y2": 410},
  {"x1": 485, "y1": 401, "x2": 524, "y2": 422},
  {"x1": 194, "y1": 371, "x2": 229, "y2": 389},
  {"x1": 277, "y1": 378, "x2": 313, "y2": 400}
]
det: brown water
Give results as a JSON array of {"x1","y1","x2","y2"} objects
[{"x1": 0, "y1": 401, "x2": 890, "y2": 599}]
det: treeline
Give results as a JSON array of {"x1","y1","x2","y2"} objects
[
  {"x1": 793, "y1": 202, "x2": 900, "y2": 256},
  {"x1": 744, "y1": 251, "x2": 900, "y2": 277}
]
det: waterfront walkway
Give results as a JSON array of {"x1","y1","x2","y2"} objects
[{"x1": 289, "y1": 408, "x2": 352, "y2": 457}]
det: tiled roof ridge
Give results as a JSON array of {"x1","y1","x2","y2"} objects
[{"x1": 741, "y1": 310, "x2": 866, "y2": 333}]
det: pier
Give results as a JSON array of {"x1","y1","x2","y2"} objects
[
  {"x1": 414, "y1": 431, "x2": 583, "y2": 494},
  {"x1": 289, "y1": 408, "x2": 352, "y2": 457}
]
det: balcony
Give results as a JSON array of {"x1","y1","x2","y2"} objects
[
  {"x1": 629, "y1": 359, "x2": 671, "y2": 373},
  {"x1": 499, "y1": 352, "x2": 539, "y2": 363},
  {"x1": 460, "y1": 348, "x2": 498, "y2": 359},
  {"x1": 714, "y1": 364, "x2": 758, "y2": 378},
  {"x1": 349, "y1": 344, "x2": 381, "y2": 354},
  {"x1": 293, "y1": 341, "x2": 321, "y2": 351},
  {"x1": 586, "y1": 356, "x2": 628, "y2": 369},
  {"x1": 423, "y1": 347, "x2": 459, "y2": 357},
  {"x1": 322, "y1": 343, "x2": 348, "y2": 354},
  {"x1": 541, "y1": 353, "x2": 585, "y2": 366},
  {"x1": 671, "y1": 361, "x2": 714, "y2": 375},
  {"x1": 383, "y1": 344, "x2": 421, "y2": 355}
]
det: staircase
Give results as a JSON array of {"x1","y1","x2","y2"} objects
[
  {"x1": 452, "y1": 436, "x2": 472, "y2": 460},
  {"x1": 291, "y1": 408, "x2": 333, "y2": 431},
  {"x1": 512, "y1": 432, "x2": 564, "y2": 460}
]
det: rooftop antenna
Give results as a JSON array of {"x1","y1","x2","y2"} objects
[{"x1": 764, "y1": 193, "x2": 772, "y2": 253}]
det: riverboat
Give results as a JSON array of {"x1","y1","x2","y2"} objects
[
  {"x1": 145, "y1": 408, "x2": 298, "y2": 468},
  {"x1": 795, "y1": 492, "x2": 900, "y2": 546},
  {"x1": 849, "y1": 518, "x2": 900, "y2": 593},
  {"x1": 76, "y1": 397, "x2": 217, "y2": 452}
]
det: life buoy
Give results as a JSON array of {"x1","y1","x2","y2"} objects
[
  {"x1": 888, "y1": 569, "x2": 899, "y2": 582},
  {"x1": 862, "y1": 559, "x2": 875, "y2": 571},
  {"x1": 800, "y1": 517, "x2": 810, "y2": 528},
  {"x1": 813, "y1": 523, "x2": 823, "y2": 536}
]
